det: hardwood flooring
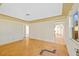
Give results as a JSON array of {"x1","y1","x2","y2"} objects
[{"x1": 0, "y1": 38, "x2": 69, "y2": 56}]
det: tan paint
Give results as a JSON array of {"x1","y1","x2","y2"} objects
[{"x1": 62, "y1": 3, "x2": 73, "y2": 16}]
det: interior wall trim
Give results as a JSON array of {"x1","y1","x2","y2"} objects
[
  {"x1": 0, "y1": 14, "x2": 29, "y2": 24},
  {"x1": 0, "y1": 3, "x2": 73, "y2": 24},
  {"x1": 29, "y1": 15, "x2": 66, "y2": 23}
]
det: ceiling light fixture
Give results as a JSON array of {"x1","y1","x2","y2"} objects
[{"x1": 26, "y1": 13, "x2": 30, "y2": 16}]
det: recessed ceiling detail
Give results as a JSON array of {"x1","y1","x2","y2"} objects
[{"x1": 0, "y1": 3, "x2": 63, "y2": 21}]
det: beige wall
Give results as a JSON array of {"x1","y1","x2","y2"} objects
[
  {"x1": 29, "y1": 18, "x2": 66, "y2": 44},
  {"x1": 0, "y1": 19, "x2": 26, "y2": 45}
]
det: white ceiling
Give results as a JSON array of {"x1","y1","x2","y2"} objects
[{"x1": 0, "y1": 3, "x2": 63, "y2": 21}]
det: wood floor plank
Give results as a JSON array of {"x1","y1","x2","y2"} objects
[{"x1": 0, "y1": 39, "x2": 69, "y2": 56}]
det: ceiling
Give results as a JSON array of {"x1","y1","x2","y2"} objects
[{"x1": 0, "y1": 3, "x2": 63, "y2": 21}]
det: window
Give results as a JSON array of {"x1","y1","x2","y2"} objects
[{"x1": 54, "y1": 24, "x2": 64, "y2": 39}]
